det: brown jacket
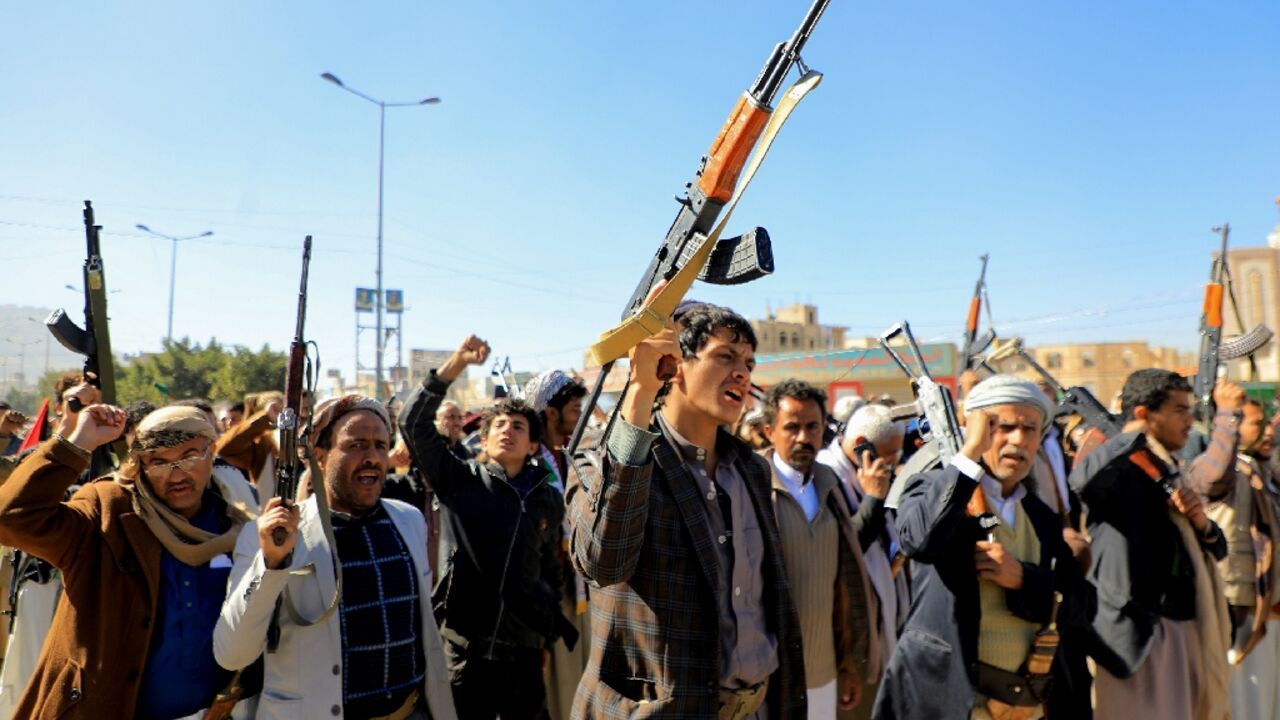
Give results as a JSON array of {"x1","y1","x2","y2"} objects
[
  {"x1": 215, "y1": 410, "x2": 274, "y2": 486},
  {"x1": 0, "y1": 439, "x2": 162, "y2": 719}
]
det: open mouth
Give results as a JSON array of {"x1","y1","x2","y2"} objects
[
  {"x1": 354, "y1": 469, "x2": 382, "y2": 487},
  {"x1": 724, "y1": 389, "x2": 744, "y2": 403},
  {"x1": 167, "y1": 483, "x2": 194, "y2": 498}
]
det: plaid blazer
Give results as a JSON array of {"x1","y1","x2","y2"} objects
[{"x1": 566, "y1": 424, "x2": 807, "y2": 719}]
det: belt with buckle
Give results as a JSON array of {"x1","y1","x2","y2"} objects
[{"x1": 718, "y1": 681, "x2": 767, "y2": 720}]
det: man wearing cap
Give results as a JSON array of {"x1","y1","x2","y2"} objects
[
  {"x1": 524, "y1": 369, "x2": 593, "y2": 720},
  {"x1": 0, "y1": 403, "x2": 260, "y2": 719},
  {"x1": 397, "y1": 338, "x2": 575, "y2": 720},
  {"x1": 873, "y1": 375, "x2": 1083, "y2": 720},
  {"x1": 215, "y1": 395, "x2": 456, "y2": 720}
]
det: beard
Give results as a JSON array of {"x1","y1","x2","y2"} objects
[{"x1": 785, "y1": 442, "x2": 816, "y2": 474}]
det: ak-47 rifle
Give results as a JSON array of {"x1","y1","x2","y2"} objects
[
  {"x1": 960, "y1": 254, "x2": 995, "y2": 377},
  {"x1": 992, "y1": 338, "x2": 1120, "y2": 437},
  {"x1": 877, "y1": 323, "x2": 962, "y2": 500},
  {"x1": 990, "y1": 337, "x2": 1181, "y2": 496},
  {"x1": 1194, "y1": 224, "x2": 1272, "y2": 420},
  {"x1": 880, "y1": 321, "x2": 999, "y2": 536},
  {"x1": 490, "y1": 356, "x2": 523, "y2": 400},
  {"x1": 45, "y1": 200, "x2": 125, "y2": 477},
  {"x1": 567, "y1": 0, "x2": 832, "y2": 456}
]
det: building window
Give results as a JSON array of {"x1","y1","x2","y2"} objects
[
  {"x1": 1081, "y1": 351, "x2": 1096, "y2": 369},
  {"x1": 1121, "y1": 350, "x2": 1135, "y2": 369},
  {"x1": 1046, "y1": 352, "x2": 1062, "y2": 370},
  {"x1": 809, "y1": 339, "x2": 815, "y2": 349},
  {"x1": 792, "y1": 333, "x2": 801, "y2": 347},
  {"x1": 779, "y1": 334, "x2": 787, "y2": 348}
]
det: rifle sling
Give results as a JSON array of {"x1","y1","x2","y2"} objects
[
  {"x1": 281, "y1": 453, "x2": 344, "y2": 629},
  {"x1": 586, "y1": 70, "x2": 824, "y2": 367}
]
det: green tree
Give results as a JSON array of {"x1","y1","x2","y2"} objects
[
  {"x1": 211, "y1": 344, "x2": 287, "y2": 404},
  {"x1": 117, "y1": 338, "x2": 286, "y2": 407},
  {"x1": 3, "y1": 367, "x2": 83, "y2": 415}
]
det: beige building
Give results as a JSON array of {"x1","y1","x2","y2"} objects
[
  {"x1": 751, "y1": 304, "x2": 848, "y2": 354},
  {"x1": 1220, "y1": 210, "x2": 1280, "y2": 382},
  {"x1": 997, "y1": 341, "x2": 1196, "y2": 410}
]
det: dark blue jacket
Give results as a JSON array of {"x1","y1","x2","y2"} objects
[{"x1": 872, "y1": 463, "x2": 1083, "y2": 720}]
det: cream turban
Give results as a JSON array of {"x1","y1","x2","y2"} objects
[{"x1": 963, "y1": 374, "x2": 1056, "y2": 436}]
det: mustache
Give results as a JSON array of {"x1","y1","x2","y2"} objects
[
  {"x1": 790, "y1": 442, "x2": 816, "y2": 454},
  {"x1": 999, "y1": 449, "x2": 1029, "y2": 462}
]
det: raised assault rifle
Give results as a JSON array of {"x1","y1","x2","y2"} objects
[
  {"x1": 45, "y1": 201, "x2": 125, "y2": 477},
  {"x1": 566, "y1": 0, "x2": 832, "y2": 456},
  {"x1": 992, "y1": 338, "x2": 1180, "y2": 496},
  {"x1": 1194, "y1": 224, "x2": 1272, "y2": 420},
  {"x1": 879, "y1": 322, "x2": 964, "y2": 507},
  {"x1": 960, "y1": 254, "x2": 995, "y2": 376},
  {"x1": 991, "y1": 338, "x2": 1120, "y2": 437}
]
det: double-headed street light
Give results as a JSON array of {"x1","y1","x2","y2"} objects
[
  {"x1": 135, "y1": 224, "x2": 214, "y2": 345},
  {"x1": 321, "y1": 71, "x2": 440, "y2": 402}
]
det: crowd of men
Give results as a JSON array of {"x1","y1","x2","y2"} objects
[{"x1": 0, "y1": 299, "x2": 1277, "y2": 720}]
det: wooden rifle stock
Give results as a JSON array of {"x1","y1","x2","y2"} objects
[{"x1": 566, "y1": 0, "x2": 831, "y2": 457}]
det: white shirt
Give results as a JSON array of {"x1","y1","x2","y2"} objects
[
  {"x1": 1041, "y1": 426, "x2": 1071, "y2": 514},
  {"x1": 772, "y1": 451, "x2": 820, "y2": 522},
  {"x1": 950, "y1": 454, "x2": 1025, "y2": 527}
]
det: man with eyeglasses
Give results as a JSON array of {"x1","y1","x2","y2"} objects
[{"x1": 0, "y1": 403, "x2": 259, "y2": 720}]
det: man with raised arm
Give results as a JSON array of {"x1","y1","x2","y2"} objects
[
  {"x1": 0, "y1": 403, "x2": 259, "y2": 719},
  {"x1": 398, "y1": 337, "x2": 576, "y2": 720},
  {"x1": 873, "y1": 375, "x2": 1083, "y2": 720},
  {"x1": 566, "y1": 302, "x2": 806, "y2": 719}
]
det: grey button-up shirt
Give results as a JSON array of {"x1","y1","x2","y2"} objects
[
  {"x1": 658, "y1": 415, "x2": 779, "y2": 689},
  {"x1": 604, "y1": 414, "x2": 780, "y2": 690}
]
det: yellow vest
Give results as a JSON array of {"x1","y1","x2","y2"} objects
[{"x1": 977, "y1": 496, "x2": 1042, "y2": 673}]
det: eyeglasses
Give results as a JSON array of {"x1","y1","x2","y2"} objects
[{"x1": 143, "y1": 444, "x2": 213, "y2": 481}]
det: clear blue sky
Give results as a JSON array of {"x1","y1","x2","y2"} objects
[{"x1": 2, "y1": 1, "x2": 1278, "y2": 383}]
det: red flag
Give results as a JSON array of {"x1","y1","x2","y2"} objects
[{"x1": 17, "y1": 400, "x2": 49, "y2": 454}]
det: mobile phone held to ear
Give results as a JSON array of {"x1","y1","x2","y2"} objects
[{"x1": 853, "y1": 439, "x2": 877, "y2": 462}]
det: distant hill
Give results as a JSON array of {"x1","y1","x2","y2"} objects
[{"x1": 0, "y1": 304, "x2": 84, "y2": 390}]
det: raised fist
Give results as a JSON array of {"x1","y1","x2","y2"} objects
[
  {"x1": 64, "y1": 404, "x2": 126, "y2": 453},
  {"x1": 455, "y1": 335, "x2": 491, "y2": 366}
]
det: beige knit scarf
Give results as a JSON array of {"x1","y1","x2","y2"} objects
[{"x1": 119, "y1": 464, "x2": 259, "y2": 567}]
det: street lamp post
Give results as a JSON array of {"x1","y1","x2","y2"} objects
[
  {"x1": 27, "y1": 317, "x2": 50, "y2": 377},
  {"x1": 321, "y1": 72, "x2": 439, "y2": 402},
  {"x1": 134, "y1": 224, "x2": 214, "y2": 345},
  {"x1": 6, "y1": 338, "x2": 41, "y2": 388}
]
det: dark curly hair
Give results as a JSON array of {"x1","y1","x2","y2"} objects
[
  {"x1": 480, "y1": 398, "x2": 543, "y2": 445},
  {"x1": 1120, "y1": 368, "x2": 1192, "y2": 422},
  {"x1": 675, "y1": 304, "x2": 757, "y2": 359},
  {"x1": 762, "y1": 379, "x2": 828, "y2": 426}
]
